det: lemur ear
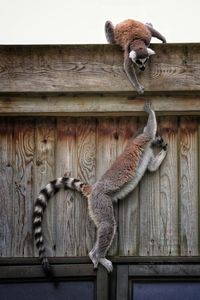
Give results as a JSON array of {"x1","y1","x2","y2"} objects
[
  {"x1": 129, "y1": 50, "x2": 137, "y2": 61},
  {"x1": 147, "y1": 48, "x2": 156, "y2": 56}
]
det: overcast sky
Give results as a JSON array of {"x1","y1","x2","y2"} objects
[{"x1": 0, "y1": 0, "x2": 199, "y2": 44}]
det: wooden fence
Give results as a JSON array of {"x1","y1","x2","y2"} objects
[{"x1": 0, "y1": 44, "x2": 200, "y2": 260}]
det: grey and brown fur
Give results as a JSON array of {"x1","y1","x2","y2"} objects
[
  {"x1": 105, "y1": 19, "x2": 166, "y2": 94},
  {"x1": 33, "y1": 102, "x2": 168, "y2": 274}
]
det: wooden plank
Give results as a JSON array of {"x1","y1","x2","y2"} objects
[
  {"x1": 118, "y1": 117, "x2": 139, "y2": 255},
  {"x1": 0, "y1": 95, "x2": 200, "y2": 117},
  {"x1": 2, "y1": 256, "x2": 200, "y2": 266},
  {"x1": 0, "y1": 257, "x2": 91, "y2": 265},
  {"x1": 97, "y1": 265, "x2": 109, "y2": 300},
  {"x1": 0, "y1": 44, "x2": 199, "y2": 93},
  {"x1": 0, "y1": 264, "x2": 96, "y2": 279},
  {"x1": 12, "y1": 118, "x2": 35, "y2": 257},
  {"x1": 129, "y1": 264, "x2": 200, "y2": 277},
  {"x1": 180, "y1": 117, "x2": 199, "y2": 255},
  {"x1": 139, "y1": 117, "x2": 180, "y2": 256},
  {"x1": 76, "y1": 118, "x2": 96, "y2": 255},
  {"x1": 116, "y1": 265, "x2": 129, "y2": 300},
  {"x1": 34, "y1": 118, "x2": 56, "y2": 257},
  {"x1": 139, "y1": 116, "x2": 161, "y2": 256},
  {"x1": 96, "y1": 118, "x2": 118, "y2": 255},
  {"x1": 158, "y1": 117, "x2": 179, "y2": 255},
  {"x1": 139, "y1": 170, "x2": 160, "y2": 255},
  {"x1": 0, "y1": 118, "x2": 13, "y2": 256},
  {"x1": 55, "y1": 118, "x2": 77, "y2": 256}
]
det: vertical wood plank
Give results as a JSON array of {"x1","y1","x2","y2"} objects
[
  {"x1": 34, "y1": 118, "x2": 56, "y2": 257},
  {"x1": 97, "y1": 265, "x2": 109, "y2": 300},
  {"x1": 118, "y1": 117, "x2": 139, "y2": 256},
  {"x1": 180, "y1": 117, "x2": 198, "y2": 255},
  {"x1": 139, "y1": 117, "x2": 179, "y2": 256},
  {"x1": 55, "y1": 118, "x2": 77, "y2": 256},
  {"x1": 116, "y1": 265, "x2": 129, "y2": 300},
  {"x1": 159, "y1": 117, "x2": 179, "y2": 255},
  {"x1": 76, "y1": 118, "x2": 96, "y2": 255},
  {"x1": 139, "y1": 116, "x2": 161, "y2": 256},
  {"x1": 139, "y1": 171, "x2": 160, "y2": 256},
  {"x1": 96, "y1": 118, "x2": 118, "y2": 255},
  {"x1": 12, "y1": 118, "x2": 35, "y2": 257},
  {"x1": 0, "y1": 118, "x2": 13, "y2": 256}
]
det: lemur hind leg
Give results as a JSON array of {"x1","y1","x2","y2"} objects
[
  {"x1": 105, "y1": 21, "x2": 116, "y2": 44},
  {"x1": 88, "y1": 190, "x2": 116, "y2": 272},
  {"x1": 89, "y1": 220, "x2": 116, "y2": 272},
  {"x1": 145, "y1": 23, "x2": 167, "y2": 43},
  {"x1": 143, "y1": 102, "x2": 157, "y2": 138}
]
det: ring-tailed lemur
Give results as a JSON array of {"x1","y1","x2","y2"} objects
[
  {"x1": 105, "y1": 19, "x2": 166, "y2": 94},
  {"x1": 33, "y1": 102, "x2": 168, "y2": 274}
]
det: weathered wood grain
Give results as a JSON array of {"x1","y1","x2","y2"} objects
[
  {"x1": 118, "y1": 117, "x2": 139, "y2": 255},
  {"x1": 139, "y1": 166, "x2": 161, "y2": 255},
  {"x1": 1, "y1": 95, "x2": 200, "y2": 117},
  {"x1": 76, "y1": 118, "x2": 96, "y2": 255},
  {"x1": 139, "y1": 117, "x2": 180, "y2": 256},
  {"x1": 0, "y1": 114, "x2": 200, "y2": 259},
  {"x1": 55, "y1": 118, "x2": 77, "y2": 256},
  {"x1": 12, "y1": 118, "x2": 34, "y2": 257},
  {"x1": 0, "y1": 119, "x2": 13, "y2": 256},
  {"x1": 180, "y1": 117, "x2": 199, "y2": 255},
  {"x1": 96, "y1": 118, "x2": 118, "y2": 255},
  {"x1": 159, "y1": 117, "x2": 179, "y2": 255},
  {"x1": 34, "y1": 118, "x2": 56, "y2": 257},
  {"x1": 139, "y1": 117, "x2": 163, "y2": 256},
  {"x1": 0, "y1": 44, "x2": 199, "y2": 93}
]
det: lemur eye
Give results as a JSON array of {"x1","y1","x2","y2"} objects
[{"x1": 136, "y1": 59, "x2": 142, "y2": 65}]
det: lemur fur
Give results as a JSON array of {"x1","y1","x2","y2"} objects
[
  {"x1": 33, "y1": 102, "x2": 168, "y2": 274},
  {"x1": 105, "y1": 19, "x2": 166, "y2": 94}
]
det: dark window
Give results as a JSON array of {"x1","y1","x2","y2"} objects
[
  {"x1": 133, "y1": 282, "x2": 200, "y2": 300},
  {"x1": 0, "y1": 281, "x2": 95, "y2": 300}
]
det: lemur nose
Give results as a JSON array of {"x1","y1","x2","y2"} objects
[{"x1": 140, "y1": 66, "x2": 145, "y2": 71}]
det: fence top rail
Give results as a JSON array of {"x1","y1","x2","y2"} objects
[{"x1": 0, "y1": 43, "x2": 199, "y2": 94}]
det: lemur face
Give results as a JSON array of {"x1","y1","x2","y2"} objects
[
  {"x1": 135, "y1": 57, "x2": 148, "y2": 71},
  {"x1": 129, "y1": 48, "x2": 155, "y2": 71}
]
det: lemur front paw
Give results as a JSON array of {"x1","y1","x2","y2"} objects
[
  {"x1": 137, "y1": 84, "x2": 144, "y2": 94},
  {"x1": 144, "y1": 101, "x2": 153, "y2": 113}
]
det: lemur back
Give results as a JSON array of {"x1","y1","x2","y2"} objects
[
  {"x1": 114, "y1": 19, "x2": 151, "y2": 49},
  {"x1": 33, "y1": 103, "x2": 168, "y2": 274},
  {"x1": 105, "y1": 19, "x2": 166, "y2": 94}
]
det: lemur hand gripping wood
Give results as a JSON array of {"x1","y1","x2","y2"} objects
[
  {"x1": 105, "y1": 19, "x2": 166, "y2": 94},
  {"x1": 33, "y1": 102, "x2": 168, "y2": 274}
]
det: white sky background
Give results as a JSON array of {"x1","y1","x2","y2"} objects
[{"x1": 0, "y1": 0, "x2": 199, "y2": 44}]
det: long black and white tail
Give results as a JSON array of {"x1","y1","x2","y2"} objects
[{"x1": 33, "y1": 176, "x2": 88, "y2": 274}]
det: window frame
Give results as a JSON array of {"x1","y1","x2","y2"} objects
[
  {"x1": 1, "y1": 257, "x2": 200, "y2": 300},
  {"x1": 0, "y1": 257, "x2": 109, "y2": 300},
  {"x1": 114, "y1": 257, "x2": 200, "y2": 300}
]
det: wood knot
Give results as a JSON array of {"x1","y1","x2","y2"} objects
[
  {"x1": 113, "y1": 132, "x2": 119, "y2": 140},
  {"x1": 36, "y1": 159, "x2": 43, "y2": 166}
]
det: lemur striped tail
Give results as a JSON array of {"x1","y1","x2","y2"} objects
[{"x1": 33, "y1": 176, "x2": 89, "y2": 274}]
